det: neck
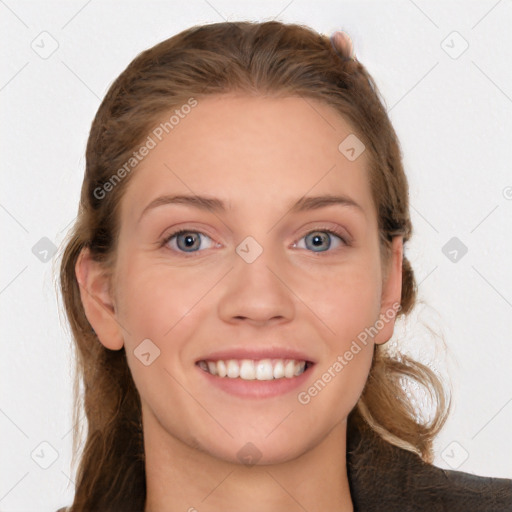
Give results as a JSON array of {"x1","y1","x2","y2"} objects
[{"x1": 143, "y1": 407, "x2": 354, "y2": 512}]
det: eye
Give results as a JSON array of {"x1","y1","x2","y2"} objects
[
  {"x1": 161, "y1": 229, "x2": 217, "y2": 253},
  {"x1": 293, "y1": 229, "x2": 348, "y2": 253},
  {"x1": 160, "y1": 227, "x2": 349, "y2": 256}
]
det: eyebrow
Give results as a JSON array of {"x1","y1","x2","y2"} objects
[{"x1": 137, "y1": 193, "x2": 365, "y2": 223}]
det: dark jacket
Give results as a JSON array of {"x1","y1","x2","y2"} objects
[
  {"x1": 346, "y1": 414, "x2": 512, "y2": 511},
  {"x1": 55, "y1": 465, "x2": 512, "y2": 512},
  {"x1": 56, "y1": 419, "x2": 512, "y2": 511}
]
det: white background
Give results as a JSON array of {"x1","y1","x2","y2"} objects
[{"x1": 1, "y1": 1, "x2": 511, "y2": 510}]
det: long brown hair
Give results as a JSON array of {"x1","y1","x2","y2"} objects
[{"x1": 57, "y1": 20, "x2": 451, "y2": 511}]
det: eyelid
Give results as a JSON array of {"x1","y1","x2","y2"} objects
[
  {"x1": 160, "y1": 229, "x2": 218, "y2": 255},
  {"x1": 160, "y1": 223, "x2": 352, "y2": 255},
  {"x1": 294, "y1": 223, "x2": 352, "y2": 245},
  {"x1": 290, "y1": 225, "x2": 350, "y2": 252}
]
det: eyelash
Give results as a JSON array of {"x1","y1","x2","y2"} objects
[{"x1": 159, "y1": 226, "x2": 350, "y2": 256}]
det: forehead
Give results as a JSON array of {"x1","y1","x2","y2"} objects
[{"x1": 120, "y1": 94, "x2": 375, "y2": 223}]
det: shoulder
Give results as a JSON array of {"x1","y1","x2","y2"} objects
[
  {"x1": 346, "y1": 421, "x2": 512, "y2": 511},
  {"x1": 349, "y1": 444, "x2": 512, "y2": 511},
  {"x1": 434, "y1": 467, "x2": 512, "y2": 510},
  {"x1": 56, "y1": 507, "x2": 69, "y2": 512}
]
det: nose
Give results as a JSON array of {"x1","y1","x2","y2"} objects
[{"x1": 216, "y1": 238, "x2": 296, "y2": 327}]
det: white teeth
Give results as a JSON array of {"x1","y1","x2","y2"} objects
[
  {"x1": 294, "y1": 361, "x2": 306, "y2": 376},
  {"x1": 199, "y1": 358, "x2": 309, "y2": 380},
  {"x1": 226, "y1": 359, "x2": 239, "y2": 378},
  {"x1": 239, "y1": 360, "x2": 255, "y2": 380},
  {"x1": 273, "y1": 360, "x2": 284, "y2": 379},
  {"x1": 207, "y1": 361, "x2": 217, "y2": 376},
  {"x1": 284, "y1": 360, "x2": 295, "y2": 378},
  {"x1": 255, "y1": 359, "x2": 274, "y2": 380},
  {"x1": 217, "y1": 360, "x2": 227, "y2": 378}
]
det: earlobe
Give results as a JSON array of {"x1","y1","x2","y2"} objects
[
  {"x1": 75, "y1": 247, "x2": 124, "y2": 351},
  {"x1": 374, "y1": 236, "x2": 403, "y2": 345}
]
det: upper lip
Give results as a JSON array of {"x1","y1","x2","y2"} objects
[{"x1": 196, "y1": 347, "x2": 316, "y2": 363}]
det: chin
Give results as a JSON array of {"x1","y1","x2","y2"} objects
[{"x1": 197, "y1": 431, "x2": 313, "y2": 467}]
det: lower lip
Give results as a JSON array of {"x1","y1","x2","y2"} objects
[{"x1": 196, "y1": 363, "x2": 315, "y2": 399}]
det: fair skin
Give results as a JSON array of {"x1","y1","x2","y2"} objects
[{"x1": 76, "y1": 94, "x2": 403, "y2": 512}]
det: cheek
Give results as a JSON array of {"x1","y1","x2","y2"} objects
[
  {"x1": 301, "y1": 257, "x2": 383, "y2": 342},
  {"x1": 113, "y1": 254, "x2": 209, "y2": 344},
  {"x1": 110, "y1": 244, "x2": 383, "y2": 460},
  {"x1": 114, "y1": 258, "x2": 209, "y2": 413},
  {"x1": 296, "y1": 269, "x2": 378, "y2": 428},
  {"x1": 114, "y1": 243, "x2": 383, "y2": 358}
]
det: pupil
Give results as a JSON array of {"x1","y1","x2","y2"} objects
[
  {"x1": 309, "y1": 232, "x2": 329, "y2": 251},
  {"x1": 179, "y1": 233, "x2": 199, "y2": 251}
]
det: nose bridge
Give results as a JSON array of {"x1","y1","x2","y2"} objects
[
  {"x1": 217, "y1": 232, "x2": 295, "y2": 324},
  {"x1": 234, "y1": 231, "x2": 288, "y2": 282}
]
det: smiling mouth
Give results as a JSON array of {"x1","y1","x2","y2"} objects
[{"x1": 196, "y1": 358, "x2": 314, "y2": 381}]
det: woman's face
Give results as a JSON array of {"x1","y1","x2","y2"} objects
[{"x1": 81, "y1": 94, "x2": 402, "y2": 464}]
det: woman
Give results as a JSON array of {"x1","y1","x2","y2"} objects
[{"x1": 57, "y1": 20, "x2": 512, "y2": 511}]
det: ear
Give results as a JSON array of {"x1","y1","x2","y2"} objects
[
  {"x1": 374, "y1": 236, "x2": 403, "y2": 345},
  {"x1": 75, "y1": 247, "x2": 124, "y2": 350}
]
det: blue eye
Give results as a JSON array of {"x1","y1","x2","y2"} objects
[
  {"x1": 162, "y1": 230, "x2": 216, "y2": 253},
  {"x1": 294, "y1": 230, "x2": 347, "y2": 252},
  {"x1": 161, "y1": 228, "x2": 349, "y2": 255}
]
